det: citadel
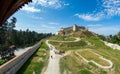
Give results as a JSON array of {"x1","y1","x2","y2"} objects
[{"x1": 57, "y1": 24, "x2": 87, "y2": 35}]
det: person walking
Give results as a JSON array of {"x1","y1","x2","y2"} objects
[{"x1": 51, "y1": 55, "x2": 53, "y2": 59}]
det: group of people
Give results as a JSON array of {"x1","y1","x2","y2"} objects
[
  {"x1": 54, "y1": 50, "x2": 65, "y2": 55},
  {"x1": 50, "y1": 47, "x2": 65, "y2": 59}
]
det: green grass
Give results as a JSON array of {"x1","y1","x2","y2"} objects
[
  {"x1": 17, "y1": 40, "x2": 49, "y2": 74},
  {"x1": 17, "y1": 36, "x2": 120, "y2": 74},
  {"x1": 60, "y1": 52, "x2": 109, "y2": 74},
  {"x1": 71, "y1": 30, "x2": 96, "y2": 38},
  {"x1": 0, "y1": 59, "x2": 6, "y2": 65},
  {"x1": 77, "y1": 69, "x2": 92, "y2": 74},
  {"x1": 41, "y1": 39, "x2": 48, "y2": 48},
  {"x1": 60, "y1": 53, "x2": 107, "y2": 74},
  {"x1": 49, "y1": 39, "x2": 87, "y2": 51},
  {"x1": 49, "y1": 36, "x2": 120, "y2": 74},
  {"x1": 78, "y1": 50, "x2": 110, "y2": 66},
  {"x1": 60, "y1": 37, "x2": 120, "y2": 74},
  {"x1": 83, "y1": 38, "x2": 120, "y2": 73},
  {"x1": 49, "y1": 35, "x2": 76, "y2": 41},
  {"x1": 60, "y1": 55, "x2": 81, "y2": 74}
]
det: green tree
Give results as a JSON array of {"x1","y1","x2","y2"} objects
[{"x1": 9, "y1": 17, "x2": 17, "y2": 29}]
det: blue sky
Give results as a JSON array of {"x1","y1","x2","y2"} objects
[{"x1": 10, "y1": 0, "x2": 120, "y2": 35}]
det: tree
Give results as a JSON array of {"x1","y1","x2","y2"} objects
[
  {"x1": 0, "y1": 17, "x2": 53, "y2": 61},
  {"x1": 10, "y1": 17, "x2": 17, "y2": 29},
  {"x1": 98, "y1": 35, "x2": 106, "y2": 41},
  {"x1": 105, "y1": 32, "x2": 120, "y2": 45}
]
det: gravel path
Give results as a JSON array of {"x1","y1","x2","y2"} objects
[
  {"x1": 103, "y1": 41, "x2": 120, "y2": 50},
  {"x1": 49, "y1": 37, "x2": 80, "y2": 42},
  {"x1": 44, "y1": 40, "x2": 61, "y2": 74},
  {"x1": 43, "y1": 38, "x2": 80, "y2": 74},
  {"x1": 75, "y1": 50, "x2": 113, "y2": 69}
]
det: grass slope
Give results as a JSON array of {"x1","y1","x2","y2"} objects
[
  {"x1": 49, "y1": 35, "x2": 76, "y2": 41},
  {"x1": 78, "y1": 50, "x2": 110, "y2": 66},
  {"x1": 60, "y1": 37, "x2": 120, "y2": 74},
  {"x1": 48, "y1": 30, "x2": 120, "y2": 74},
  {"x1": 49, "y1": 39, "x2": 87, "y2": 50},
  {"x1": 17, "y1": 40, "x2": 49, "y2": 74},
  {"x1": 71, "y1": 30, "x2": 96, "y2": 38}
]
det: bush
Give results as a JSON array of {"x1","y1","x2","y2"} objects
[
  {"x1": 78, "y1": 69, "x2": 92, "y2": 74},
  {"x1": 0, "y1": 59, "x2": 6, "y2": 65}
]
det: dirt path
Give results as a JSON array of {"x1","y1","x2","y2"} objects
[
  {"x1": 43, "y1": 40, "x2": 61, "y2": 74},
  {"x1": 75, "y1": 50, "x2": 113, "y2": 69},
  {"x1": 103, "y1": 41, "x2": 120, "y2": 50},
  {"x1": 43, "y1": 38, "x2": 80, "y2": 74},
  {"x1": 49, "y1": 37, "x2": 80, "y2": 42}
]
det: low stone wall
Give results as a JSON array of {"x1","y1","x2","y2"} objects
[{"x1": 0, "y1": 42, "x2": 41, "y2": 74}]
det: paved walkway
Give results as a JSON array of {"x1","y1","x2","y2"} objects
[{"x1": 44, "y1": 40, "x2": 61, "y2": 74}]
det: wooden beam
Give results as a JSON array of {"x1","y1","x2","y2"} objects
[{"x1": 0, "y1": 0, "x2": 32, "y2": 26}]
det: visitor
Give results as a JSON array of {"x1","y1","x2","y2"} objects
[{"x1": 51, "y1": 55, "x2": 53, "y2": 59}]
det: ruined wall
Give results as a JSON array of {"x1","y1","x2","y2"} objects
[{"x1": 73, "y1": 24, "x2": 77, "y2": 32}]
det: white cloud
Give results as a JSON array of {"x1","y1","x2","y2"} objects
[
  {"x1": 87, "y1": 24, "x2": 103, "y2": 27},
  {"x1": 15, "y1": 22, "x2": 59, "y2": 33},
  {"x1": 102, "y1": 0, "x2": 120, "y2": 16},
  {"x1": 75, "y1": 0, "x2": 120, "y2": 21},
  {"x1": 19, "y1": 12, "x2": 43, "y2": 20},
  {"x1": 75, "y1": 13, "x2": 104, "y2": 21},
  {"x1": 38, "y1": 24, "x2": 60, "y2": 33},
  {"x1": 89, "y1": 25, "x2": 120, "y2": 35},
  {"x1": 21, "y1": 0, "x2": 69, "y2": 13},
  {"x1": 31, "y1": 15, "x2": 43, "y2": 19},
  {"x1": 32, "y1": 0, "x2": 69, "y2": 9},
  {"x1": 41, "y1": 24, "x2": 57, "y2": 29},
  {"x1": 21, "y1": 5, "x2": 41, "y2": 12},
  {"x1": 75, "y1": 12, "x2": 104, "y2": 22},
  {"x1": 64, "y1": 3, "x2": 69, "y2": 6},
  {"x1": 49, "y1": 22, "x2": 59, "y2": 25}
]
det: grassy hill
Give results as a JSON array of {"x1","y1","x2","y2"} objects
[
  {"x1": 59, "y1": 37, "x2": 120, "y2": 74},
  {"x1": 71, "y1": 30, "x2": 97, "y2": 38},
  {"x1": 49, "y1": 39, "x2": 87, "y2": 50},
  {"x1": 49, "y1": 30, "x2": 97, "y2": 50},
  {"x1": 50, "y1": 30, "x2": 97, "y2": 40},
  {"x1": 49, "y1": 35, "x2": 76, "y2": 41},
  {"x1": 48, "y1": 30, "x2": 120, "y2": 74}
]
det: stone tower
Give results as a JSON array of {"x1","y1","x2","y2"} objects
[{"x1": 73, "y1": 24, "x2": 77, "y2": 32}]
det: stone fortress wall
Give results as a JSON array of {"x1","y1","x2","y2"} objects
[
  {"x1": 57, "y1": 24, "x2": 87, "y2": 35},
  {"x1": 0, "y1": 42, "x2": 41, "y2": 74}
]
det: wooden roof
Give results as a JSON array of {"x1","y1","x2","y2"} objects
[{"x1": 0, "y1": 0, "x2": 32, "y2": 26}]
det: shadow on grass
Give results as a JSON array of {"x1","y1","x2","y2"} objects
[
  {"x1": 77, "y1": 69, "x2": 92, "y2": 74},
  {"x1": 16, "y1": 48, "x2": 40, "y2": 74}
]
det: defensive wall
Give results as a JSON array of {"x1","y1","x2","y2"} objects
[{"x1": 0, "y1": 42, "x2": 41, "y2": 74}]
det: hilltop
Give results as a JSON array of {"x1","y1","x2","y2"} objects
[
  {"x1": 47, "y1": 25, "x2": 120, "y2": 74},
  {"x1": 17, "y1": 25, "x2": 120, "y2": 74},
  {"x1": 55, "y1": 24, "x2": 97, "y2": 38},
  {"x1": 57, "y1": 24, "x2": 86, "y2": 35}
]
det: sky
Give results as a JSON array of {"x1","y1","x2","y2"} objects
[{"x1": 10, "y1": 0, "x2": 120, "y2": 35}]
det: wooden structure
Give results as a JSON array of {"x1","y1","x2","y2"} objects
[{"x1": 0, "y1": 0, "x2": 32, "y2": 26}]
